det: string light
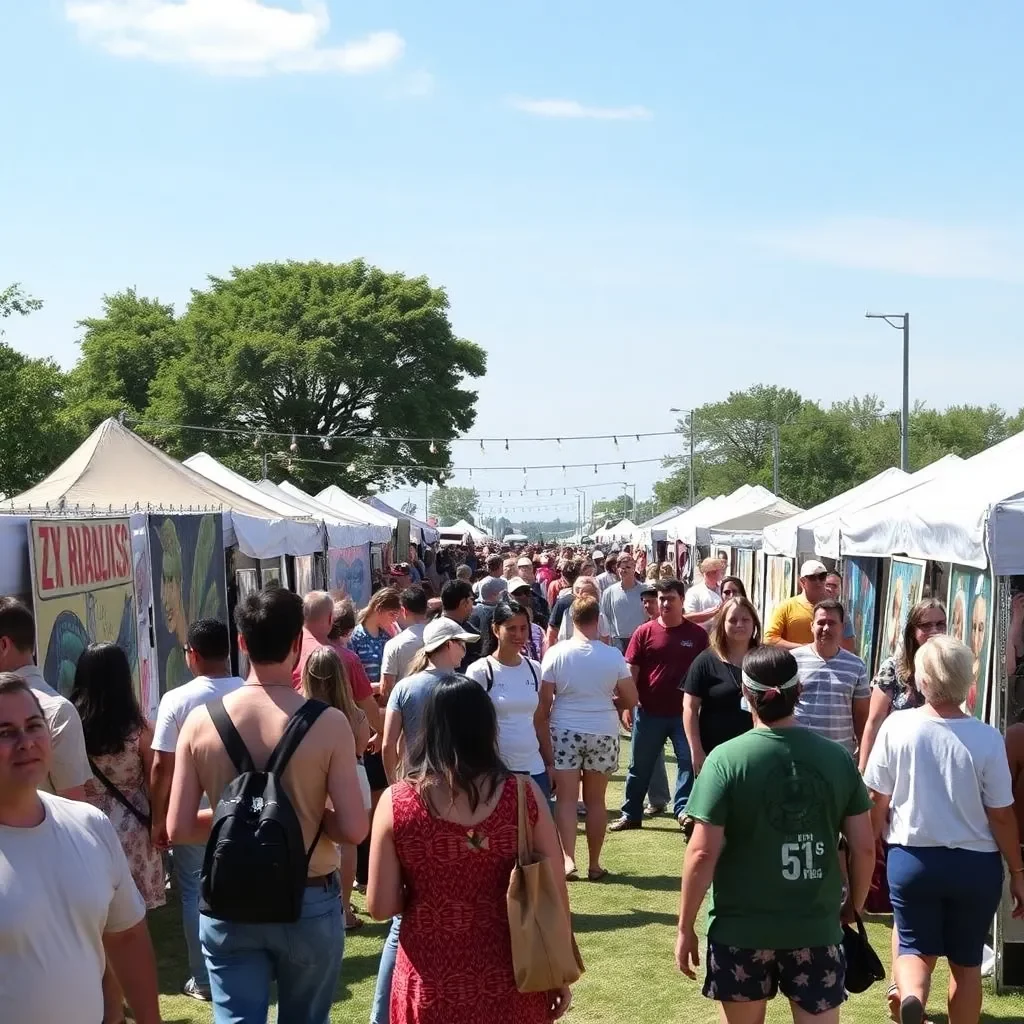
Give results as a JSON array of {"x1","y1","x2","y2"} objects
[
  {"x1": 289, "y1": 435, "x2": 298, "y2": 453},
  {"x1": 429, "y1": 440, "x2": 437, "y2": 454},
  {"x1": 321, "y1": 438, "x2": 331, "y2": 452},
  {"x1": 479, "y1": 440, "x2": 486, "y2": 454},
  {"x1": 505, "y1": 439, "x2": 510, "y2": 451}
]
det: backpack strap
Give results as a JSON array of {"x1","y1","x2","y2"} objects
[
  {"x1": 525, "y1": 659, "x2": 539, "y2": 691},
  {"x1": 265, "y1": 699, "x2": 329, "y2": 777},
  {"x1": 485, "y1": 658, "x2": 494, "y2": 692},
  {"x1": 208, "y1": 698, "x2": 256, "y2": 775}
]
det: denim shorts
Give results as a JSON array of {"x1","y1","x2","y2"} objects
[
  {"x1": 887, "y1": 845, "x2": 1003, "y2": 967},
  {"x1": 703, "y1": 940, "x2": 847, "y2": 1014}
]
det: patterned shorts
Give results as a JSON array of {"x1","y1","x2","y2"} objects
[
  {"x1": 550, "y1": 729, "x2": 620, "y2": 774},
  {"x1": 703, "y1": 940, "x2": 847, "y2": 1014}
]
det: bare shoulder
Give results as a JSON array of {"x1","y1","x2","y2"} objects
[{"x1": 1006, "y1": 722, "x2": 1024, "y2": 753}]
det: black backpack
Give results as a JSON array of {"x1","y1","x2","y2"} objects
[
  {"x1": 484, "y1": 656, "x2": 538, "y2": 692},
  {"x1": 200, "y1": 697, "x2": 328, "y2": 924}
]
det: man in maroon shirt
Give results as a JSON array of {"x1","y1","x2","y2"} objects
[{"x1": 610, "y1": 579, "x2": 707, "y2": 832}]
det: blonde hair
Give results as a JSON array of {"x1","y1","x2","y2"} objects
[
  {"x1": 301, "y1": 646, "x2": 359, "y2": 729},
  {"x1": 645, "y1": 565, "x2": 660, "y2": 582},
  {"x1": 709, "y1": 597, "x2": 761, "y2": 658},
  {"x1": 914, "y1": 635, "x2": 973, "y2": 706},
  {"x1": 658, "y1": 562, "x2": 675, "y2": 580},
  {"x1": 357, "y1": 586, "x2": 401, "y2": 626},
  {"x1": 573, "y1": 576, "x2": 599, "y2": 600},
  {"x1": 699, "y1": 557, "x2": 725, "y2": 574},
  {"x1": 570, "y1": 594, "x2": 601, "y2": 626}
]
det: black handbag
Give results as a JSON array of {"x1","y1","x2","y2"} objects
[{"x1": 842, "y1": 911, "x2": 885, "y2": 992}]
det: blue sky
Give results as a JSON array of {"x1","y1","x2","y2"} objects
[{"x1": 4, "y1": 1, "x2": 1024, "y2": 526}]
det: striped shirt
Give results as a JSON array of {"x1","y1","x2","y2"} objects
[{"x1": 791, "y1": 645, "x2": 870, "y2": 754}]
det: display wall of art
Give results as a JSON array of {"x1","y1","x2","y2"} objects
[
  {"x1": 29, "y1": 518, "x2": 139, "y2": 698},
  {"x1": 877, "y1": 556, "x2": 927, "y2": 667},
  {"x1": 842, "y1": 557, "x2": 879, "y2": 673},
  {"x1": 947, "y1": 565, "x2": 993, "y2": 720},
  {"x1": 764, "y1": 555, "x2": 795, "y2": 626},
  {"x1": 149, "y1": 514, "x2": 227, "y2": 694},
  {"x1": 328, "y1": 544, "x2": 372, "y2": 608},
  {"x1": 734, "y1": 549, "x2": 754, "y2": 596}
]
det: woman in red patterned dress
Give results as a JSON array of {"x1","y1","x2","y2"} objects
[{"x1": 368, "y1": 674, "x2": 573, "y2": 1024}]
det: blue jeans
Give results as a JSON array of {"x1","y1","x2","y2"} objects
[
  {"x1": 200, "y1": 876, "x2": 343, "y2": 1024},
  {"x1": 637, "y1": 715, "x2": 670, "y2": 808},
  {"x1": 172, "y1": 843, "x2": 208, "y2": 991},
  {"x1": 519, "y1": 770, "x2": 552, "y2": 800},
  {"x1": 370, "y1": 915, "x2": 402, "y2": 1024},
  {"x1": 622, "y1": 707, "x2": 692, "y2": 821}
]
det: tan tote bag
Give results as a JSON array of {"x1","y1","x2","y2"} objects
[{"x1": 506, "y1": 775, "x2": 585, "y2": 992}]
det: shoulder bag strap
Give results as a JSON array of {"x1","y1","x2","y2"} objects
[
  {"x1": 264, "y1": 699, "x2": 329, "y2": 777},
  {"x1": 207, "y1": 698, "x2": 256, "y2": 775},
  {"x1": 88, "y1": 757, "x2": 151, "y2": 828},
  {"x1": 515, "y1": 774, "x2": 529, "y2": 865},
  {"x1": 525, "y1": 659, "x2": 539, "y2": 691},
  {"x1": 485, "y1": 658, "x2": 494, "y2": 692}
]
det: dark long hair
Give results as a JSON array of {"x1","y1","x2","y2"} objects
[
  {"x1": 741, "y1": 645, "x2": 800, "y2": 724},
  {"x1": 405, "y1": 674, "x2": 510, "y2": 813},
  {"x1": 70, "y1": 643, "x2": 146, "y2": 756}
]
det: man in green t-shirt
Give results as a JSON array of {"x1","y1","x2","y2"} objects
[{"x1": 676, "y1": 647, "x2": 875, "y2": 1021}]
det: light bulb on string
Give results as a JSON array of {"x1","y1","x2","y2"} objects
[
  {"x1": 505, "y1": 439, "x2": 510, "y2": 451},
  {"x1": 252, "y1": 434, "x2": 260, "y2": 449},
  {"x1": 594, "y1": 464, "x2": 598, "y2": 474},
  {"x1": 613, "y1": 436, "x2": 619, "y2": 447},
  {"x1": 429, "y1": 440, "x2": 437, "y2": 455},
  {"x1": 480, "y1": 440, "x2": 486, "y2": 454},
  {"x1": 556, "y1": 438, "x2": 562, "y2": 449},
  {"x1": 289, "y1": 435, "x2": 298, "y2": 453},
  {"x1": 321, "y1": 437, "x2": 331, "y2": 451}
]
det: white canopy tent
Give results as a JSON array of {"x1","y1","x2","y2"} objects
[
  {"x1": 663, "y1": 492, "x2": 743, "y2": 544},
  {"x1": 364, "y1": 496, "x2": 440, "y2": 545},
  {"x1": 315, "y1": 485, "x2": 395, "y2": 542},
  {"x1": 631, "y1": 505, "x2": 687, "y2": 549},
  {"x1": 762, "y1": 467, "x2": 909, "y2": 558},
  {"x1": 4, "y1": 419, "x2": 323, "y2": 558},
  {"x1": 706, "y1": 490, "x2": 804, "y2": 549},
  {"x1": 839, "y1": 434, "x2": 1024, "y2": 571},
  {"x1": 593, "y1": 518, "x2": 639, "y2": 546},
  {"x1": 439, "y1": 519, "x2": 489, "y2": 543},
  {"x1": 265, "y1": 481, "x2": 392, "y2": 546},
  {"x1": 812, "y1": 455, "x2": 962, "y2": 559}
]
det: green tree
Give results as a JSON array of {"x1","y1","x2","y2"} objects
[
  {"x1": 0, "y1": 283, "x2": 43, "y2": 327},
  {"x1": 591, "y1": 493, "x2": 634, "y2": 525},
  {"x1": 428, "y1": 486, "x2": 479, "y2": 527},
  {"x1": 144, "y1": 260, "x2": 486, "y2": 494},
  {"x1": 0, "y1": 344, "x2": 80, "y2": 496},
  {"x1": 66, "y1": 289, "x2": 182, "y2": 430}
]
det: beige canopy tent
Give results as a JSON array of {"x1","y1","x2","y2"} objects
[{"x1": 4, "y1": 419, "x2": 323, "y2": 557}]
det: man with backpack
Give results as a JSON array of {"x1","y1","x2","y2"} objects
[{"x1": 168, "y1": 586, "x2": 369, "y2": 1023}]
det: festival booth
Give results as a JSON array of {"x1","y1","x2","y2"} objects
[
  {"x1": 631, "y1": 505, "x2": 687, "y2": 566},
  {"x1": 0, "y1": 419, "x2": 325, "y2": 719},
  {"x1": 439, "y1": 519, "x2": 488, "y2": 546},
  {"x1": 363, "y1": 496, "x2": 440, "y2": 546},
  {"x1": 835, "y1": 433, "x2": 1024, "y2": 989},
  {"x1": 593, "y1": 518, "x2": 639, "y2": 547}
]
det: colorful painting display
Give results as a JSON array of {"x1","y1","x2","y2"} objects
[
  {"x1": 842, "y1": 558, "x2": 879, "y2": 672},
  {"x1": 947, "y1": 566, "x2": 993, "y2": 719},
  {"x1": 294, "y1": 555, "x2": 316, "y2": 596},
  {"x1": 149, "y1": 514, "x2": 227, "y2": 693},
  {"x1": 734, "y1": 549, "x2": 754, "y2": 596},
  {"x1": 328, "y1": 544, "x2": 372, "y2": 608},
  {"x1": 715, "y1": 547, "x2": 733, "y2": 574},
  {"x1": 129, "y1": 515, "x2": 158, "y2": 720},
  {"x1": 752, "y1": 552, "x2": 765, "y2": 623},
  {"x1": 764, "y1": 555, "x2": 795, "y2": 626},
  {"x1": 878, "y1": 557, "x2": 927, "y2": 666},
  {"x1": 29, "y1": 518, "x2": 139, "y2": 698}
]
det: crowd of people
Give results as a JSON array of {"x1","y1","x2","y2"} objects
[{"x1": 2, "y1": 539, "x2": 1024, "y2": 1024}]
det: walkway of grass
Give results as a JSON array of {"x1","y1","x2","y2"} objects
[{"x1": 151, "y1": 749, "x2": 1024, "y2": 1023}]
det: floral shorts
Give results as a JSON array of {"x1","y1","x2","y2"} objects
[
  {"x1": 550, "y1": 729, "x2": 619, "y2": 774},
  {"x1": 703, "y1": 940, "x2": 847, "y2": 1014}
]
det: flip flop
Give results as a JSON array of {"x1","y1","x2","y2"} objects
[
  {"x1": 587, "y1": 867, "x2": 609, "y2": 881},
  {"x1": 345, "y1": 917, "x2": 364, "y2": 932},
  {"x1": 565, "y1": 868, "x2": 580, "y2": 881}
]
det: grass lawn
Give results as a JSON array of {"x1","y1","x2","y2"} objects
[{"x1": 151, "y1": 746, "x2": 1024, "y2": 1023}]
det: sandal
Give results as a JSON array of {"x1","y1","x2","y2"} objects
[
  {"x1": 886, "y1": 983, "x2": 900, "y2": 1023},
  {"x1": 565, "y1": 868, "x2": 580, "y2": 881},
  {"x1": 587, "y1": 867, "x2": 609, "y2": 881},
  {"x1": 345, "y1": 916, "x2": 364, "y2": 932}
]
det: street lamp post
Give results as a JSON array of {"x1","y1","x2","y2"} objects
[
  {"x1": 669, "y1": 408, "x2": 694, "y2": 508},
  {"x1": 865, "y1": 311, "x2": 910, "y2": 472}
]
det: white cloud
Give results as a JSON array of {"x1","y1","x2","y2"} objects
[
  {"x1": 65, "y1": 0, "x2": 405, "y2": 75},
  {"x1": 754, "y1": 216, "x2": 1024, "y2": 282},
  {"x1": 508, "y1": 97, "x2": 653, "y2": 121}
]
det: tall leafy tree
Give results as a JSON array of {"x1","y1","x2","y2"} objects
[
  {"x1": 0, "y1": 283, "x2": 43, "y2": 327},
  {"x1": 145, "y1": 260, "x2": 486, "y2": 493},
  {"x1": 66, "y1": 289, "x2": 182, "y2": 430},
  {"x1": 428, "y1": 486, "x2": 478, "y2": 527}
]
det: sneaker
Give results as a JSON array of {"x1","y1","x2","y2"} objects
[
  {"x1": 182, "y1": 978, "x2": 212, "y2": 1002},
  {"x1": 643, "y1": 803, "x2": 666, "y2": 818},
  {"x1": 608, "y1": 817, "x2": 642, "y2": 832}
]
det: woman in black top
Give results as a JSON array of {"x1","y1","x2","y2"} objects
[{"x1": 681, "y1": 596, "x2": 759, "y2": 776}]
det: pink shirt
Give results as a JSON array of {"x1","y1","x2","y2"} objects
[{"x1": 292, "y1": 627, "x2": 373, "y2": 703}]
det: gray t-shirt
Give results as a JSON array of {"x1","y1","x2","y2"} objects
[
  {"x1": 385, "y1": 667, "x2": 449, "y2": 750},
  {"x1": 600, "y1": 580, "x2": 647, "y2": 640}
]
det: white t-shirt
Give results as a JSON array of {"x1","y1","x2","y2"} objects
[
  {"x1": 381, "y1": 623, "x2": 427, "y2": 683},
  {"x1": 542, "y1": 639, "x2": 630, "y2": 736},
  {"x1": 0, "y1": 792, "x2": 146, "y2": 1023},
  {"x1": 683, "y1": 582, "x2": 722, "y2": 630},
  {"x1": 464, "y1": 655, "x2": 543, "y2": 774},
  {"x1": 152, "y1": 674, "x2": 247, "y2": 754},
  {"x1": 557, "y1": 611, "x2": 612, "y2": 642},
  {"x1": 863, "y1": 708, "x2": 1014, "y2": 852}
]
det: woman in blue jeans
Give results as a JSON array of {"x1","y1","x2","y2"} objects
[{"x1": 864, "y1": 635, "x2": 1024, "y2": 1024}]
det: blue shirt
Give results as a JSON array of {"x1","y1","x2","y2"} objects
[
  {"x1": 350, "y1": 624, "x2": 389, "y2": 683},
  {"x1": 385, "y1": 668, "x2": 449, "y2": 749}
]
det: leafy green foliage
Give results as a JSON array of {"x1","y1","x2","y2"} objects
[
  {"x1": 428, "y1": 486, "x2": 478, "y2": 527},
  {"x1": 143, "y1": 260, "x2": 486, "y2": 494},
  {"x1": 0, "y1": 283, "x2": 43, "y2": 328},
  {"x1": 659, "y1": 386, "x2": 1024, "y2": 508}
]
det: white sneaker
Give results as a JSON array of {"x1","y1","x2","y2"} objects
[{"x1": 182, "y1": 978, "x2": 212, "y2": 1001}]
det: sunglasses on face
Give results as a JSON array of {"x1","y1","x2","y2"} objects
[{"x1": 807, "y1": 573, "x2": 828, "y2": 582}]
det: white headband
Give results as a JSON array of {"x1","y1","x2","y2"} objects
[{"x1": 741, "y1": 671, "x2": 800, "y2": 693}]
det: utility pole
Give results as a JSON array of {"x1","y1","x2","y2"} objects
[
  {"x1": 688, "y1": 412, "x2": 695, "y2": 508},
  {"x1": 865, "y1": 311, "x2": 911, "y2": 471},
  {"x1": 772, "y1": 424, "x2": 780, "y2": 494}
]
